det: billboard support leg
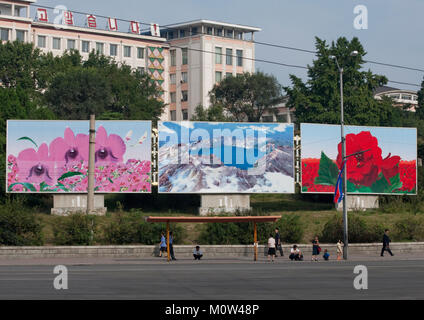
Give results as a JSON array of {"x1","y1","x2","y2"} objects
[{"x1": 87, "y1": 115, "x2": 96, "y2": 215}]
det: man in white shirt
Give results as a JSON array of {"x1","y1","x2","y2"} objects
[
  {"x1": 267, "y1": 234, "x2": 276, "y2": 262},
  {"x1": 193, "y1": 246, "x2": 203, "y2": 260},
  {"x1": 289, "y1": 245, "x2": 303, "y2": 261}
]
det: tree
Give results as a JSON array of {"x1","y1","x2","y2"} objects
[
  {"x1": 209, "y1": 72, "x2": 284, "y2": 122},
  {"x1": 417, "y1": 78, "x2": 424, "y2": 119},
  {"x1": 45, "y1": 52, "x2": 165, "y2": 121},
  {"x1": 285, "y1": 37, "x2": 397, "y2": 126},
  {"x1": 191, "y1": 104, "x2": 229, "y2": 122}
]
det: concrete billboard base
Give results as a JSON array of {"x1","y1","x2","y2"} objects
[
  {"x1": 336, "y1": 195, "x2": 379, "y2": 211},
  {"x1": 199, "y1": 195, "x2": 251, "y2": 216},
  {"x1": 51, "y1": 194, "x2": 107, "y2": 216}
]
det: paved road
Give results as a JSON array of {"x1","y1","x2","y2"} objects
[{"x1": 0, "y1": 256, "x2": 423, "y2": 300}]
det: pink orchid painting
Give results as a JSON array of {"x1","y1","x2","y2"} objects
[{"x1": 7, "y1": 121, "x2": 152, "y2": 193}]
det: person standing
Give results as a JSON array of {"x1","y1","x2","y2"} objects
[
  {"x1": 267, "y1": 234, "x2": 276, "y2": 263},
  {"x1": 169, "y1": 231, "x2": 177, "y2": 260},
  {"x1": 159, "y1": 232, "x2": 167, "y2": 257},
  {"x1": 381, "y1": 229, "x2": 394, "y2": 257},
  {"x1": 337, "y1": 240, "x2": 343, "y2": 261},
  {"x1": 312, "y1": 236, "x2": 320, "y2": 261},
  {"x1": 274, "y1": 228, "x2": 284, "y2": 257}
]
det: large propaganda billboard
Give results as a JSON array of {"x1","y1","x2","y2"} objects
[
  {"x1": 301, "y1": 123, "x2": 417, "y2": 195},
  {"x1": 6, "y1": 120, "x2": 151, "y2": 193},
  {"x1": 158, "y1": 122, "x2": 294, "y2": 193}
]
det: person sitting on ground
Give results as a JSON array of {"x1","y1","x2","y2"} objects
[
  {"x1": 193, "y1": 246, "x2": 203, "y2": 260},
  {"x1": 289, "y1": 245, "x2": 303, "y2": 261},
  {"x1": 323, "y1": 249, "x2": 330, "y2": 261}
]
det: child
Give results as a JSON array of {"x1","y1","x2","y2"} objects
[
  {"x1": 323, "y1": 249, "x2": 330, "y2": 261},
  {"x1": 337, "y1": 240, "x2": 343, "y2": 261}
]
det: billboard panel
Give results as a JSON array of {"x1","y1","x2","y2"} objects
[
  {"x1": 301, "y1": 123, "x2": 417, "y2": 195},
  {"x1": 158, "y1": 122, "x2": 294, "y2": 193},
  {"x1": 6, "y1": 120, "x2": 151, "y2": 193}
]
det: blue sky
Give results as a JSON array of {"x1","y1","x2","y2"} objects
[
  {"x1": 35, "y1": 0, "x2": 424, "y2": 91},
  {"x1": 301, "y1": 123, "x2": 417, "y2": 161},
  {"x1": 7, "y1": 120, "x2": 151, "y2": 162}
]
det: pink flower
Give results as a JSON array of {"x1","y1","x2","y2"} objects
[
  {"x1": 95, "y1": 126, "x2": 126, "y2": 166},
  {"x1": 8, "y1": 155, "x2": 17, "y2": 164},
  {"x1": 50, "y1": 128, "x2": 89, "y2": 167},
  {"x1": 16, "y1": 143, "x2": 56, "y2": 185}
]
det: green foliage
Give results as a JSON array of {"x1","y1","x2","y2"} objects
[
  {"x1": 209, "y1": 72, "x2": 284, "y2": 122},
  {"x1": 103, "y1": 209, "x2": 185, "y2": 245},
  {"x1": 320, "y1": 213, "x2": 384, "y2": 243},
  {"x1": 276, "y1": 215, "x2": 304, "y2": 243},
  {"x1": 0, "y1": 199, "x2": 44, "y2": 246},
  {"x1": 314, "y1": 152, "x2": 339, "y2": 186},
  {"x1": 285, "y1": 37, "x2": 396, "y2": 127},
  {"x1": 392, "y1": 215, "x2": 424, "y2": 241},
  {"x1": 416, "y1": 78, "x2": 424, "y2": 119},
  {"x1": 53, "y1": 213, "x2": 97, "y2": 245},
  {"x1": 191, "y1": 104, "x2": 230, "y2": 122}
]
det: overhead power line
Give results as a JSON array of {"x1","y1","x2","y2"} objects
[{"x1": 29, "y1": 4, "x2": 423, "y2": 88}]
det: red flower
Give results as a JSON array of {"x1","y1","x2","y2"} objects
[
  {"x1": 381, "y1": 154, "x2": 400, "y2": 184},
  {"x1": 399, "y1": 161, "x2": 416, "y2": 192},
  {"x1": 337, "y1": 131, "x2": 382, "y2": 187},
  {"x1": 302, "y1": 158, "x2": 320, "y2": 187}
]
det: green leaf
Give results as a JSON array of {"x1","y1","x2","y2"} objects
[
  {"x1": 17, "y1": 136, "x2": 38, "y2": 148},
  {"x1": 40, "y1": 182, "x2": 48, "y2": 191},
  {"x1": 314, "y1": 152, "x2": 340, "y2": 186},
  {"x1": 302, "y1": 186, "x2": 308, "y2": 192},
  {"x1": 347, "y1": 180, "x2": 358, "y2": 193},
  {"x1": 389, "y1": 173, "x2": 403, "y2": 192},
  {"x1": 8, "y1": 182, "x2": 37, "y2": 192},
  {"x1": 57, "y1": 172, "x2": 84, "y2": 181}
]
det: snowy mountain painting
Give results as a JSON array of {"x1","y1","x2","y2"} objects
[{"x1": 158, "y1": 122, "x2": 294, "y2": 193}]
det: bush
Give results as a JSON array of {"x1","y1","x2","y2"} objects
[
  {"x1": 53, "y1": 213, "x2": 96, "y2": 245},
  {"x1": 320, "y1": 213, "x2": 384, "y2": 243},
  {"x1": 103, "y1": 210, "x2": 185, "y2": 245},
  {"x1": 276, "y1": 215, "x2": 304, "y2": 243},
  {"x1": 392, "y1": 215, "x2": 424, "y2": 241},
  {"x1": 0, "y1": 199, "x2": 44, "y2": 246}
]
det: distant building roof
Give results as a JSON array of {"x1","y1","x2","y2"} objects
[{"x1": 162, "y1": 19, "x2": 261, "y2": 33}]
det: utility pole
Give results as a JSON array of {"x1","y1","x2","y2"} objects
[{"x1": 87, "y1": 115, "x2": 96, "y2": 214}]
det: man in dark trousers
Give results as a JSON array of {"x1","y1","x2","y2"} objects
[
  {"x1": 274, "y1": 228, "x2": 284, "y2": 257},
  {"x1": 169, "y1": 232, "x2": 177, "y2": 260},
  {"x1": 381, "y1": 229, "x2": 394, "y2": 257}
]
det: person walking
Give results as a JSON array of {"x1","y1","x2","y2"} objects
[
  {"x1": 312, "y1": 236, "x2": 320, "y2": 261},
  {"x1": 159, "y1": 232, "x2": 167, "y2": 258},
  {"x1": 267, "y1": 234, "x2": 276, "y2": 263},
  {"x1": 337, "y1": 240, "x2": 343, "y2": 261},
  {"x1": 274, "y1": 228, "x2": 284, "y2": 257},
  {"x1": 169, "y1": 231, "x2": 177, "y2": 260},
  {"x1": 381, "y1": 229, "x2": 394, "y2": 257}
]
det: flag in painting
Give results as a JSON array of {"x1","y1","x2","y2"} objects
[{"x1": 334, "y1": 162, "x2": 346, "y2": 204}]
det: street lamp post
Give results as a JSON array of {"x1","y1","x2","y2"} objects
[{"x1": 329, "y1": 51, "x2": 358, "y2": 260}]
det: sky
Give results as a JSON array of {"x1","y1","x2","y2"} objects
[
  {"x1": 7, "y1": 120, "x2": 151, "y2": 162},
  {"x1": 301, "y1": 123, "x2": 417, "y2": 161},
  {"x1": 34, "y1": 0, "x2": 424, "y2": 92}
]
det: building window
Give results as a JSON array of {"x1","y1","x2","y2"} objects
[
  {"x1": 236, "y1": 50, "x2": 243, "y2": 67},
  {"x1": 262, "y1": 116, "x2": 274, "y2": 123},
  {"x1": 214, "y1": 28, "x2": 222, "y2": 37},
  {"x1": 181, "y1": 91, "x2": 188, "y2": 102},
  {"x1": 67, "y1": 39, "x2": 75, "y2": 50},
  {"x1": 226, "y1": 72, "x2": 232, "y2": 78},
  {"x1": 207, "y1": 27, "x2": 213, "y2": 35},
  {"x1": 181, "y1": 72, "x2": 188, "y2": 83},
  {"x1": 137, "y1": 47, "x2": 145, "y2": 59},
  {"x1": 110, "y1": 44, "x2": 118, "y2": 56},
  {"x1": 402, "y1": 94, "x2": 412, "y2": 100},
  {"x1": 236, "y1": 32, "x2": 243, "y2": 40},
  {"x1": 167, "y1": 31, "x2": 174, "y2": 40},
  {"x1": 182, "y1": 110, "x2": 188, "y2": 120},
  {"x1": 170, "y1": 92, "x2": 176, "y2": 103},
  {"x1": 37, "y1": 35, "x2": 46, "y2": 48},
  {"x1": 170, "y1": 50, "x2": 176, "y2": 66},
  {"x1": 215, "y1": 47, "x2": 222, "y2": 64},
  {"x1": 170, "y1": 73, "x2": 176, "y2": 85},
  {"x1": 225, "y1": 29, "x2": 233, "y2": 38},
  {"x1": 53, "y1": 37, "x2": 61, "y2": 50},
  {"x1": 191, "y1": 27, "x2": 198, "y2": 36},
  {"x1": 170, "y1": 110, "x2": 176, "y2": 121},
  {"x1": 182, "y1": 48, "x2": 188, "y2": 65},
  {"x1": 137, "y1": 67, "x2": 145, "y2": 74},
  {"x1": 215, "y1": 71, "x2": 222, "y2": 83},
  {"x1": 226, "y1": 48, "x2": 233, "y2": 65},
  {"x1": 124, "y1": 46, "x2": 131, "y2": 58},
  {"x1": 179, "y1": 29, "x2": 186, "y2": 38},
  {"x1": 96, "y1": 42, "x2": 104, "y2": 54},
  {"x1": 1, "y1": 28, "x2": 10, "y2": 41},
  {"x1": 82, "y1": 41, "x2": 90, "y2": 53},
  {"x1": 276, "y1": 114, "x2": 288, "y2": 123},
  {"x1": 16, "y1": 30, "x2": 25, "y2": 42}
]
